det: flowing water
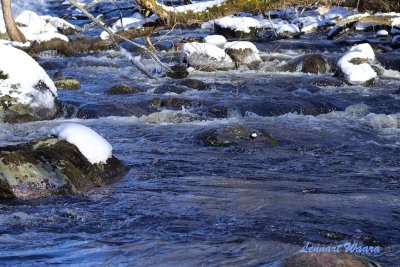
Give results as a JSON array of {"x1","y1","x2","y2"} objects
[{"x1": 1, "y1": 1, "x2": 400, "y2": 266}]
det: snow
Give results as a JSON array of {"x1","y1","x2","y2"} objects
[
  {"x1": 337, "y1": 44, "x2": 377, "y2": 85},
  {"x1": 214, "y1": 16, "x2": 260, "y2": 33},
  {"x1": 0, "y1": 43, "x2": 57, "y2": 109},
  {"x1": 349, "y1": 43, "x2": 375, "y2": 60},
  {"x1": 15, "y1": 11, "x2": 71, "y2": 42},
  {"x1": 157, "y1": 0, "x2": 226, "y2": 13},
  {"x1": 181, "y1": 42, "x2": 232, "y2": 62},
  {"x1": 224, "y1": 41, "x2": 259, "y2": 53},
  {"x1": 100, "y1": 13, "x2": 158, "y2": 40},
  {"x1": 204, "y1": 35, "x2": 227, "y2": 48},
  {"x1": 376, "y1": 30, "x2": 389, "y2": 36},
  {"x1": 49, "y1": 123, "x2": 113, "y2": 165}
]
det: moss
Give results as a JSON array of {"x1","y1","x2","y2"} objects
[
  {"x1": 55, "y1": 78, "x2": 81, "y2": 90},
  {"x1": 349, "y1": 58, "x2": 369, "y2": 65}
]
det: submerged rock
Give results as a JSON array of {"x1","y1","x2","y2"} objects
[
  {"x1": 282, "y1": 253, "x2": 381, "y2": 267},
  {"x1": 177, "y1": 79, "x2": 210, "y2": 90},
  {"x1": 200, "y1": 125, "x2": 278, "y2": 147},
  {"x1": 55, "y1": 77, "x2": 81, "y2": 90},
  {"x1": 0, "y1": 138, "x2": 128, "y2": 199},
  {"x1": 282, "y1": 54, "x2": 337, "y2": 74},
  {"x1": 106, "y1": 84, "x2": 139, "y2": 94}
]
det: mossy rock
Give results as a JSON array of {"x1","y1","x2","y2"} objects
[
  {"x1": 0, "y1": 138, "x2": 128, "y2": 199},
  {"x1": 106, "y1": 84, "x2": 139, "y2": 94},
  {"x1": 166, "y1": 65, "x2": 189, "y2": 79},
  {"x1": 200, "y1": 125, "x2": 278, "y2": 147},
  {"x1": 282, "y1": 253, "x2": 381, "y2": 267},
  {"x1": 55, "y1": 77, "x2": 81, "y2": 90}
]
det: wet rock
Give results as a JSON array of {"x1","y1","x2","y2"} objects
[
  {"x1": 180, "y1": 42, "x2": 235, "y2": 71},
  {"x1": 106, "y1": 84, "x2": 139, "y2": 94},
  {"x1": 376, "y1": 54, "x2": 400, "y2": 71},
  {"x1": 151, "y1": 97, "x2": 200, "y2": 110},
  {"x1": 391, "y1": 35, "x2": 400, "y2": 49},
  {"x1": 282, "y1": 54, "x2": 337, "y2": 74},
  {"x1": 177, "y1": 79, "x2": 210, "y2": 90},
  {"x1": 0, "y1": 138, "x2": 128, "y2": 199},
  {"x1": 166, "y1": 65, "x2": 189, "y2": 79},
  {"x1": 282, "y1": 253, "x2": 381, "y2": 267},
  {"x1": 77, "y1": 102, "x2": 156, "y2": 119},
  {"x1": 50, "y1": 70, "x2": 63, "y2": 80},
  {"x1": 200, "y1": 125, "x2": 278, "y2": 147},
  {"x1": 224, "y1": 41, "x2": 262, "y2": 69},
  {"x1": 55, "y1": 77, "x2": 81, "y2": 90},
  {"x1": 309, "y1": 77, "x2": 346, "y2": 87},
  {"x1": 206, "y1": 105, "x2": 239, "y2": 118}
]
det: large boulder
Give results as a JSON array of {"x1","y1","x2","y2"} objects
[
  {"x1": 0, "y1": 124, "x2": 128, "y2": 199},
  {"x1": 180, "y1": 42, "x2": 235, "y2": 71},
  {"x1": 0, "y1": 44, "x2": 58, "y2": 123}
]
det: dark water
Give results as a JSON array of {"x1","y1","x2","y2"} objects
[{"x1": 1, "y1": 1, "x2": 400, "y2": 266}]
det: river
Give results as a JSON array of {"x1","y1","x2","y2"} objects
[{"x1": 0, "y1": 0, "x2": 399, "y2": 266}]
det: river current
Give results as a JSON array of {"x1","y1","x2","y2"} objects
[{"x1": 0, "y1": 0, "x2": 400, "y2": 266}]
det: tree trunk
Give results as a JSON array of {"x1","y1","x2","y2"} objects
[
  {"x1": 135, "y1": 0, "x2": 400, "y2": 25},
  {"x1": 1, "y1": 0, "x2": 26, "y2": 42}
]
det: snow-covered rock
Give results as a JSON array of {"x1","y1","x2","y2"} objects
[
  {"x1": 49, "y1": 123, "x2": 113, "y2": 164},
  {"x1": 204, "y1": 35, "x2": 227, "y2": 48},
  {"x1": 376, "y1": 29, "x2": 389, "y2": 37},
  {"x1": 224, "y1": 41, "x2": 262, "y2": 68},
  {"x1": 337, "y1": 43, "x2": 377, "y2": 85},
  {"x1": 214, "y1": 16, "x2": 259, "y2": 38},
  {"x1": 0, "y1": 136, "x2": 127, "y2": 199},
  {"x1": 100, "y1": 12, "x2": 157, "y2": 40},
  {"x1": 180, "y1": 42, "x2": 235, "y2": 71},
  {"x1": 0, "y1": 43, "x2": 57, "y2": 121},
  {"x1": 15, "y1": 10, "x2": 72, "y2": 42}
]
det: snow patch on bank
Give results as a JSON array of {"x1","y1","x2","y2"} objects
[
  {"x1": 49, "y1": 123, "x2": 113, "y2": 164},
  {"x1": 15, "y1": 11, "x2": 72, "y2": 42}
]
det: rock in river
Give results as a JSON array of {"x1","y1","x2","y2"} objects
[
  {"x1": 200, "y1": 125, "x2": 278, "y2": 147},
  {"x1": 0, "y1": 137, "x2": 128, "y2": 199},
  {"x1": 0, "y1": 44, "x2": 57, "y2": 123}
]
